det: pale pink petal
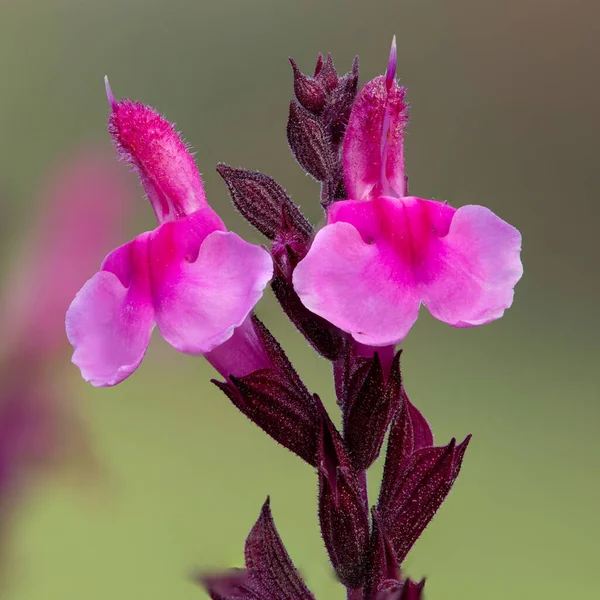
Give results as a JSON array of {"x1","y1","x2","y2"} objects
[
  {"x1": 66, "y1": 274, "x2": 154, "y2": 387},
  {"x1": 66, "y1": 237, "x2": 155, "y2": 387},
  {"x1": 204, "y1": 315, "x2": 273, "y2": 379},
  {"x1": 343, "y1": 75, "x2": 409, "y2": 201},
  {"x1": 421, "y1": 205, "x2": 523, "y2": 327},
  {"x1": 295, "y1": 195, "x2": 522, "y2": 345},
  {"x1": 154, "y1": 230, "x2": 273, "y2": 354},
  {"x1": 293, "y1": 221, "x2": 420, "y2": 347}
]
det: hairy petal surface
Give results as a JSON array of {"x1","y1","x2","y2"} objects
[
  {"x1": 343, "y1": 76, "x2": 409, "y2": 201},
  {"x1": 108, "y1": 94, "x2": 208, "y2": 223}
]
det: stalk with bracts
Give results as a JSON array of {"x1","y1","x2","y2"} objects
[{"x1": 66, "y1": 37, "x2": 523, "y2": 599}]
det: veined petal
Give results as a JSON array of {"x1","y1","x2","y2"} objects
[
  {"x1": 421, "y1": 204, "x2": 523, "y2": 327},
  {"x1": 66, "y1": 235, "x2": 155, "y2": 387},
  {"x1": 154, "y1": 229, "x2": 273, "y2": 354},
  {"x1": 294, "y1": 196, "x2": 522, "y2": 345},
  {"x1": 293, "y1": 220, "x2": 420, "y2": 346}
]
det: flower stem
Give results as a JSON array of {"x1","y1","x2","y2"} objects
[
  {"x1": 346, "y1": 587, "x2": 363, "y2": 600},
  {"x1": 347, "y1": 469, "x2": 369, "y2": 600}
]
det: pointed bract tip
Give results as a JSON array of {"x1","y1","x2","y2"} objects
[
  {"x1": 386, "y1": 35, "x2": 397, "y2": 91},
  {"x1": 314, "y1": 52, "x2": 324, "y2": 76},
  {"x1": 104, "y1": 76, "x2": 117, "y2": 110}
]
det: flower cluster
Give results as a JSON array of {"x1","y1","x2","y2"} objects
[{"x1": 66, "y1": 37, "x2": 522, "y2": 598}]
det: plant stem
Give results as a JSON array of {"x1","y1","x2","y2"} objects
[
  {"x1": 346, "y1": 469, "x2": 369, "y2": 600},
  {"x1": 346, "y1": 587, "x2": 363, "y2": 600}
]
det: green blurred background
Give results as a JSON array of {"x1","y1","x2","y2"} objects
[{"x1": 1, "y1": 0, "x2": 599, "y2": 598}]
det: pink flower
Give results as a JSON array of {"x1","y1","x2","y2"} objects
[
  {"x1": 293, "y1": 38, "x2": 523, "y2": 347},
  {"x1": 0, "y1": 149, "x2": 124, "y2": 555},
  {"x1": 66, "y1": 80, "x2": 273, "y2": 387},
  {"x1": 1, "y1": 150, "x2": 131, "y2": 360}
]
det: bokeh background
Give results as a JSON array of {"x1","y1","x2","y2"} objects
[{"x1": 1, "y1": 0, "x2": 599, "y2": 598}]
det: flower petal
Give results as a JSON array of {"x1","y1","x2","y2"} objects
[
  {"x1": 66, "y1": 237, "x2": 155, "y2": 387},
  {"x1": 295, "y1": 195, "x2": 522, "y2": 345},
  {"x1": 109, "y1": 97, "x2": 209, "y2": 223},
  {"x1": 421, "y1": 205, "x2": 523, "y2": 327},
  {"x1": 343, "y1": 76, "x2": 409, "y2": 201},
  {"x1": 293, "y1": 220, "x2": 420, "y2": 346},
  {"x1": 155, "y1": 230, "x2": 273, "y2": 354}
]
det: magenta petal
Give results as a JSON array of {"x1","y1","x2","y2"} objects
[
  {"x1": 155, "y1": 231, "x2": 273, "y2": 354},
  {"x1": 421, "y1": 204, "x2": 523, "y2": 327},
  {"x1": 66, "y1": 253, "x2": 155, "y2": 387},
  {"x1": 109, "y1": 98, "x2": 209, "y2": 223},
  {"x1": 293, "y1": 221, "x2": 420, "y2": 346},
  {"x1": 295, "y1": 195, "x2": 521, "y2": 345},
  {"x1": 343, "y1": 75, "x2": 409, "y2": 201}
]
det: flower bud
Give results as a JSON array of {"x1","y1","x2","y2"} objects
[
  {"x1": 313, "y1": 52, "x2": 324, "y2": 77},
  {"x1": 344, "y1": 350, "x2": 403, "y2": 471},
  {"x1": 287, "y1": 101, "x2": 333, "y2": 182},
  {"x1": 289, "y1": 57, "x2": 327, "y2": 114},
  {"x1": 216, "y1": 164, "x2": 312, "y2": 242},
  {"x1": 322, "y1": 55, "x2": 359, "y2": 145},
  {"x1": 315, "y1": 52, "x2": 339, "y2": 93},
  {"x1": 244, "y1": 498, "x2": 316, "y2": 599}
]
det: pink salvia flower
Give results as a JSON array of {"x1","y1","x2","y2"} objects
[
  {"x1": 0, "y1": 150, "x2": 125, "y2": 561},
  {"x1": 1, "y1": 150, "x2": 130, "y2": 360},
  {"x1": 66, "y1": 81, "x2": 273, "y2": 386},
  {"x1": 294, "y1": 38, "x2": 523, "y2": 346}
]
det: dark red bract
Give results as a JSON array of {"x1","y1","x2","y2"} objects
[{"x1": 202, "y1": 41, "x2": 476, "y2": 600}]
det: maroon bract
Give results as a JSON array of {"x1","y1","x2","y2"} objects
[
  {"x1": 204, "y1": 40, "x2": 486, "y2": 599},
  {"x1": 217, "y1": 164, "x2": 344, "y2": 360},
  {"x1": 343, "y1": 350, "x2": 403, "y2": 471},
  {"x1": 212, "y1": 316, "x2": 320, "y2": 465},
  {"x1": 201, "y1": 499, "x2": 316, "y2": 600},
  {"x1": 317, "y1": 406, "x2": 371, "y2": 589}
]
